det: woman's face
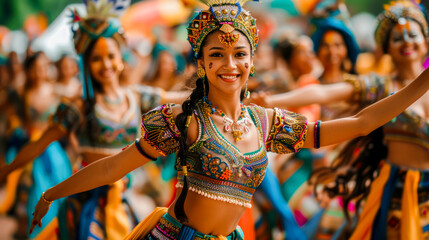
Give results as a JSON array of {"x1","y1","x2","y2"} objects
[
  {"x1": 158, "y1": 51, "x2": 177, "y2": 77},
  {"x1": 317, "y1": 30, "x2": 348, "y2": 69},
  {"x1": 387, "y1": 20, "x2": 428, "y2": 64},
  {"x1": 59, "y1": 57, "x2": 78, "y2": 79},
  {"x1": 88, "y1": 37, "x2": 123, "y2": 85},
  {"x1": 28, "y1": 56, "x2": 49, "y2": 83},
  {"x1": 198, "y1": 30, "x2": 253, "y2": 96},
  {"x1": 289, "y1": 37, "x2": 316, "y2": 76}
]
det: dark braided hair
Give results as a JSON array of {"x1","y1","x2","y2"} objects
[
  {"x1": 174, "y1": 29, "x2": 253, "y2": 222},
  {"x1": 311, "y1": 127, "x2": 387, "y2": 237},
  {"x1": 173, "y1": 33, "x2": 213, "y2": 222},
  {"x1": 174, "y1": 73, "x2": 209, "y2": 223}
]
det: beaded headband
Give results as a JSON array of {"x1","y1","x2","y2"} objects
[
  {"x1": 375, "y1": 1, "x2": 428, "y2": 51},
  {"x1": 187, "y1": 0, "x2": 260, "y2": 57},
  {"x1": 71, "y1": 0, "x2": 126, "y2": 54}
]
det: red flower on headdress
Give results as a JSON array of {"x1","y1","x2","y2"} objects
[{"x1": 71, "y1": 9, "x2": 81, "y2": 23}]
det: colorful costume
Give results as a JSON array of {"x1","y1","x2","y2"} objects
[
  {"x1": 1, "y1": 93, "x2": 71, "y2": 239},
  {"x1": 126, "y1": 100, "x2": 308, "y2": 239},
  {"x1": 36, "y1": 1, "x2": 166, "y2": 239},
  {"x1": 51, "y1": 85, "x2": 164, "y2": 240},
  {"x1": 345, "y1": 72, "x2": 429, "y2": 239}
]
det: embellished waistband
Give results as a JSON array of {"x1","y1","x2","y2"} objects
[
  {"x1": 176, "y1": 172, "x2": 254, "y2": 208},
  {"x1": 150, "y1": 213, "x2": 244, "y2": 240}
]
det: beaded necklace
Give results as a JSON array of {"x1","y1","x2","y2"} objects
[
  {"x1": 203, "y1": 96, "x2": 251, "y2": 141},
  {"x1": 103, "y1": 91, "x2": 125, "y2": 105}
]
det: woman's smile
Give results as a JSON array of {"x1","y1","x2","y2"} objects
[{"x1": 218, "y1": 73, "x2": 241, "y2": 82}]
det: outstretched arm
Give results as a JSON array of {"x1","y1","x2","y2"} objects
[
  {"x1": 0, "y1": 125, "x2": 66, "y2": 182},
  {"x1": 256, "y1": 82, "x2": 354, "y2": 109},
  {"x1": 303, "y1": 68, "x2": 429, "y2": 148},
  {"x1": 162, "y1": 91, "x2": 190, "y2": 105},
  {"x1": 30, "y1": 139, "x2": 160, "y2": 233}
]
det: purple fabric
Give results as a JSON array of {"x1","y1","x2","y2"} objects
[{"x1": 424, "y1": 58, "x2": 429, "y2": 69}]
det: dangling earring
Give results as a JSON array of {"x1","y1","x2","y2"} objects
[
  {"x1": 244, "y1": 80, "x2": 250, "y2": 99},
  {"x1": 198, "y1": 67, "x2": 207, "y2": 96},
  {"x1": 197, "y1": 67, "x2": 206, "y2": 79},
  {"x1": 249, "y1": 65, "x2": 255, "y2": 77}
]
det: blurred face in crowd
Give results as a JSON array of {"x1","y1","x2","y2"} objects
[
  {"x1": 253, "y1": 42, "x2": 275, "y2": 72},
  {"x1": 158, "y1": 51, "x2": 177, "y2": 77},
  {"x1": 9, "y1": 51, "x2": 22, "y2": 74},
  {"x1": 317, "y1": 30, "x2": 348, "y2": 69},
  {"x1": 27, "y1": 55, "x2": 49, "y2": 83},
  {"x1": 198, "y1": 30, "x2": 253, "y2": 96},
  {"x1": 289, "y1": 36, "x2": 316, "y2": 76},
  {"x1": 58, "y1": 56, "x2": 78, "y2": 80},
  {"x1": 88, "y1": 37, "x2": 123, "y2": 85},
  {"x1": 387, "y1": 20, "x2": 428, "y2": 64}
]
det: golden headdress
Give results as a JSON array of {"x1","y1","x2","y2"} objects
[
  {"x1": 375, "y1": 1, "x2": 428, "y2": 52},
  {"x1": 187, "y1": 0, "x2": 260, "y2": 57},
  {"x1": 71, "y1": 0, "x2": 126, "y2": 54}
]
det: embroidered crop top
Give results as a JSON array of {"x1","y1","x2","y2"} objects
[
  {"x1": 141, "y1": 101, "x2": 308, "y2": 208},
  {"x1": 346, "y1": 74, "x2": 429, "y2": 150},
  {"x1": 52, "y1": 86, "x2": 164, "y2": 154}
]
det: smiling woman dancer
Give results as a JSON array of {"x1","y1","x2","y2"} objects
[
  {"x1": 29, "y1": 0, "x2": 429, "y2": 239},
  {"x1": 0, "y1": 1, "x2": 186, "y2": 239}
]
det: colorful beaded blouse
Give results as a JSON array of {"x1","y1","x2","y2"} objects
[
  {"x1": 52, "y1": 86, "x2": 164, "y2": 154},
  {"x1": 347, "y1": 74, "x2": 429, "y2": 151},
  {"x1": 141, "y1": 101, "x2": 308, "y2": 208}
]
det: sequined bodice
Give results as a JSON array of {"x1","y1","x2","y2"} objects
[
  {"x1": 347, "y1": 74, "x2": 429, "y2": 150},
  {"x1": 52, "y1": 85, "x2": 164, "y2": 154},
  {"x1": 175, "y1": 101, "x2": 269, "y2": 207},
  {"x1": 141, "y1": 102, "x2": 308, "y2": 208},
  {"x1": 384, "y1": 110, "x2": 429, "y2": 150},
  {"x1": 78, "y1": 89, "x2": 140, "y2": 150}
]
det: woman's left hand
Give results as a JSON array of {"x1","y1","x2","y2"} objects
[{"x1": 29, "y1": 195, "x2": 52, "y2": 234}]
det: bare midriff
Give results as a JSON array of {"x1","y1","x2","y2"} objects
[
  {"x1": 387, "y1": 141, "x2": 429, "y2": 169},
  {"x1": 168, "y1": 189, "x2": 246, "y2": 236}
]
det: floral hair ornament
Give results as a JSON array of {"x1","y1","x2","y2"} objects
[
  {"x1": 187, "y1": 0, "x2": 260, "y2": 57},
  {"x1": 70, "y1": 0, "x2": 128, "y2": 101},
  {"x1": 375, "y1": 1, "x2": 428, "y2": 53}
]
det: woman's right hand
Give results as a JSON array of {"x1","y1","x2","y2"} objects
[
  {"x1": 29, "y1": 194, "x2": 52, "y2": 234},
  {"x1": 248, "y1": 91, "x2": 270, "y2": 107}
]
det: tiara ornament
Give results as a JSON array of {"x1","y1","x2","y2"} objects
[{"x1": 187, "y1": 0, "x2": 260, "y2": 57}]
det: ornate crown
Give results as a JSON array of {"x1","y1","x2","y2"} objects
[
  {"x1": 187, "y1": 0, "x2": 260, "y2": 57},
  {"x1": 375, "y1": 1, "x2": 428, "y2": 49}
]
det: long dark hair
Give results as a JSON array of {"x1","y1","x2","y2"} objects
[
  {"x1": 81, "y1": 38, "x2": 120, "y2": 145},
  {"x1": 173, "y1": 48, "x2": 209, "y2": 222},
  {"x1": 311, "y1": 127, "x2": 387, "y2": 237},
  {"x1": 23, "y1": 51, "x2": 45, "y2": 91}
]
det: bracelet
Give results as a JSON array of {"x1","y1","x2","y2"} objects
[
  {"x1": 41, "y1": 192, "x2": 53, "y2": 205},
  {"x1": 314, "y1": 120, "x2": 321, "y2": 149},
  {"x1": 135, "y1": 139, "x2": 157, "y2": 161},
  {"x1": 182, "y1": 166, "x2": 188, "y2": 176},
  {"x1": 185, "y1": 115, "x2": 192, "y2": 128}
]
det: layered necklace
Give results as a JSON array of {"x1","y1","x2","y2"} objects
[
  {"x1": 103, "y1": 91, "x2": 125, "y2": 105},
  {"x1": 203, "y1": 97, "x2": 251, "y2": 142}
]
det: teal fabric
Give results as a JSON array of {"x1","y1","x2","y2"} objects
[{"x1": 27, "y1": 141, "x2": 72, "y2": 238}]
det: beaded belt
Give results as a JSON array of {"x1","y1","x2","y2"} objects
[{"x1": 148, "y1": 213, "x2": 244, "y2": 240}]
